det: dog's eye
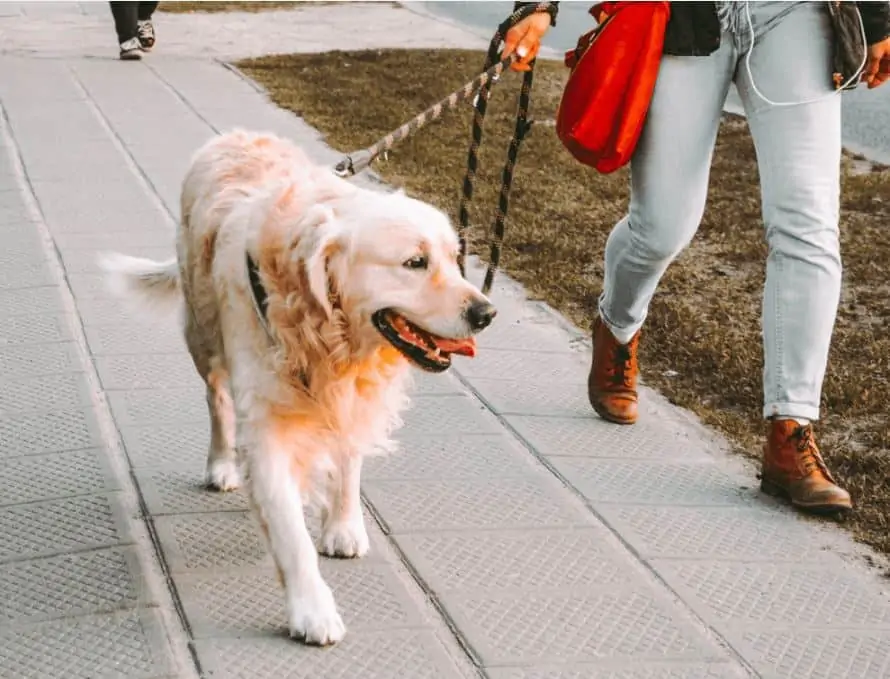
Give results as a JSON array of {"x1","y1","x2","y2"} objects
[{"x1": 403, "y1": 255, "x2": 428, "y2": 270}]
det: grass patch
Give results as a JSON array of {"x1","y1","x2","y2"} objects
[
  {"x1": 239, "y1": 49, "x2": 890, "y2": 556},
  {"x1": 160, "y1": 1, "x2": 342, "y2": 14}
]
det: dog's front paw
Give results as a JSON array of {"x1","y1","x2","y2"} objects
[
  {"x1": 318, "y1": 518, "x2": 370, "y2": 559},
  {"x1": 288, "y1": 582, "x2": 346, "y2": 646},
  {"x1": 205, "y1": 458, "x2": 241, "y2": 492}
]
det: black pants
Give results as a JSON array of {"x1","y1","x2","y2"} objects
[{"x1": 109, "y1": 2, "x2": 159, "y2": 43}]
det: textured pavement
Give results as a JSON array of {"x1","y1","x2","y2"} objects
[{"x1": 1, "y1": 2, "x2": 890, "y2": 679}]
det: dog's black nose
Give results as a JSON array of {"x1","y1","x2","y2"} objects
[{"x1": 466, "y1": 300, "x2": 497, "y2": 331}]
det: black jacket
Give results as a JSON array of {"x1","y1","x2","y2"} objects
[
  {"x1": 662, "y1": 1, "x2": 890, "y2": 56},
  {"x1": 515, "y1": 1, "x2": 890, "y2": 54}
]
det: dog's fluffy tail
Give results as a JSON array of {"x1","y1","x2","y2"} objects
[{"x1": 98, "y1": 252, "x2": 183, "y2": 319}]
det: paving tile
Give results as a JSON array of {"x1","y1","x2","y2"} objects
[
  {"x1": 0, "y1": 493, "x2": 132, "y2": 563},
  {"x1": 9, "y1": 98, "x2": 106, "y2": 135},
  {"x1": 655, "y1": 559, "x2": 890, "y2": 629},
  {"x1": 94, "y1": 352, "x2": 202, "y2": 391},
  {"x1": 17, "y1": 145, "x2": 128, "y2": 183},
  {"x1": 177, "y1": 559, "x2": 427, "y2": 639},
  {"x1": 0, "y1": 546, "x2": 154, "y2": 626},
  {"x1": 0, "y1": 311, "x2": 74, "y2": 345},
  {"x1": 0, "y1": 218, "x2": 38, "y2": 241},
  {"x1": 397, "y1": 394, "x2": 503, "y2": 438},
  {"x1": 60, "y1": 245, "x2": 175, "y2": 275},
  {"x1": 83, "y1": 323, "x2": 186, "y2": 355},
  {"x1": 194, "y1": 630, "x2": 466, "y2": 679},
  {"x1": 106, "y1": 387, "x2": 207, "y2": 426},
  {"x1": 506, "y1": 413, "x2": 713, "y2": 459},
  {"x1": 363, "y1": 475, "x2": 592, "y2": 534},
  {"x1": 154, "y1": 509, "x2": 391, "y2": 575},
  {"x1": 597, "y1": 505, "x2": 837, "y2": 561},
  {"x1": 395, "y1": 527, "x2": 643, "y2": 594},
  {"x1": 0, "y1": 263, "x2": 56, "y2": 290},
  {"x1": 67, "y1": 272, "x2": 115, "y2": 300},
  {"x1": 0, "y1": 340, "x2": 82, "y2": 377},
  {"x1": 0, "y1": 408, "x2": 102, "y2": 456},
  {"x1": 411, "y1": 370, "x2": 467, "y2": 395},
  {"x1": 548, "y1": 458, "x2": 754, "y2": 506},
  {"x1": 468, "y1": 377, "x2": 593, "y2": 417},
  {"x1": 0, "y1": 371, "x2": 93, "y2": 416},
  {"x1": 135, "y1": 464, "x2": 248, "y2": 515},
  {"x1": 0, "y1": 285, "x2": 64, "y2": 318},
  {"x1": 455, "y1": 348, "x2": 587, "y2": 383},
  {"x1": 33, "y1": 181, "x2": 157, "y2": 226},
  {"x1": 43, "y1": 204, "x2": 170, "y2": 237},
  {"x1": 486, "y1": 663, "x2": 750, "y2": 679},
  {"x1": 53, "y1": 229, "x2": 175, "y2": 250},
  {"x1": 0, "y1": 448, "x2": 118, "y2": 506},
  {"x1": 153, "y1": 511, "x2": 273, "y2": 573},
  {"x1": 0, "y1": 204, "x2": 36, "y2": 227},
  {"x1": 726, "y1": 628, "x2": 890, "y2": 679},
  {"x1": 0, "y1": 609, "x2": 175, "y2": 679},
  {"x1": 474, "y1": 319, "x2": 577, "y2": 353},
  {"x1": 118, "y1": 421, "x2": 208, "y2": 468},
  {"x1": 75, "y1": 297, "x2": 153, "y2": 327},
  {"x1": 441, "y1": 586, "x2": 723, "y2": 666},
  {"x1": 363, "y1": 433, "x2": 542, "y2": 481}
]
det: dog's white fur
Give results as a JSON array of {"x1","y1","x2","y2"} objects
[{"x1": 100, "y1": 130, "x2": 491, "y2": 645}]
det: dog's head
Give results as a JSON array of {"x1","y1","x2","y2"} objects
[{"x1": 290, "y1": 188, "x2": 496, "y2": 373}]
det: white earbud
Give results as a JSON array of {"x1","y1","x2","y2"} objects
[{"x1": 744, "y1": 0, "x2": 867, "y2": 108}]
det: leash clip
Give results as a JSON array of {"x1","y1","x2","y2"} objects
[{"x1": 333, "y1": 149, "x2": 373, "y2": 178}]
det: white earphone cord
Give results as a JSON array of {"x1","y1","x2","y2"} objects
[{"x1": 744, "y1": 0, "x2": 868, "y2": 107}]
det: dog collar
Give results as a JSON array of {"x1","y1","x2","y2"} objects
[{"x1": 245, "y1": 252, "x2": 273, "y2": 340}]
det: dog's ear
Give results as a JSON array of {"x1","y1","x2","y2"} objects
[{"x1": 300, "y1": 206, "x2": 341, "y2": 319}]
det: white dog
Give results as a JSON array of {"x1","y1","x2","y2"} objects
[{"x1": 99, "y1": 130, "x2": 496, "y2": 645}]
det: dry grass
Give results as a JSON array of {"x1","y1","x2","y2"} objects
[
  {"x1": 160, "y1": 1, "x2": 344, "y2": 14},
  {"x1": 239, "y1": 49, "x2": 890, "y2": 556}
]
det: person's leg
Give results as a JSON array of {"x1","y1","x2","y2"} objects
[
  {"x1": 589, "y1": 38, "x2": 736, "y2": 424},
  {"x1": 137, "y1": 2, "x2": 159, "y2": 20},
  {"x1": 736, "y1": 0, "x2": 850, "y2": 512},
  {"x1": 108, "y1": 2, "x2": 137, "y2": 43},
  {"x1": 109, "y1": 1, "x2": 142, "y2": 59}
]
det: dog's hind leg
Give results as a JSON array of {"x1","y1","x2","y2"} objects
[
  {"x1": 318, "y1": 453, "x2": 370, "y2": 559},
  {"x1": 204, "y1": 366, "x2": 240, "y2": 491},
  {"x1": 245, "y1": 426, "x2": 346, "y2": 646}
]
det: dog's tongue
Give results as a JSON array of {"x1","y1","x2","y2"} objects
[{"x1": 435, "y1": 336, "x2": 477, "y2": 358}]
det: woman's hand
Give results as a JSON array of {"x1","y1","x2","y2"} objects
[
  {"x1": 502, "y1": 12, "x2": 552, "y2": 72},
  {"x1": 863, "y1": 37, "x2": 890, "y2": 89}
]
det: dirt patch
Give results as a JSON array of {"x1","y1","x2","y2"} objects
[
  {"x1": 160, "y1": 1, "x2": 348, "y2": 14},
  {"x1": 239, "y1": 49, "x2": 890, "y2": 556}
]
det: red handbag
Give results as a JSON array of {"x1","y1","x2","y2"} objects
[{"x1": 556, "y1": 1, "x2": 671, "y2": 174}]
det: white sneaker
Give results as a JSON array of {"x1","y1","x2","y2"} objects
[
  {"x1": 137, "y1": 20, "x2": 155, "y2": 51},
  {"x1": 119, "y1": 37, "x2": 142, "y2": 61}
]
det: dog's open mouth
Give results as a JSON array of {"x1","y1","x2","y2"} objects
[{"x1": 372, "y1": 309, "x2": 476, "y2": 373}]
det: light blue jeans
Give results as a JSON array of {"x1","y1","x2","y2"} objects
[{"x1": 598, "y1": 1, "x2": 842, "y2": 421}]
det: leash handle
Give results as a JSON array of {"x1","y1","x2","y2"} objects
[
  {"x1": 333, "y1": 54, "x2": 518, "y2": 179},
  {"x1": 458, "y1": 2, "x2": 554, "y2": 294}
]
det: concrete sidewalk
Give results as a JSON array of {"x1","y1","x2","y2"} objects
[{"x1": 1, "y1": 2, "x2": 889, "y2": 678}]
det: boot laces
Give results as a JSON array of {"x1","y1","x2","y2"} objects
[
  {"x1": 792, "y1": 425, "x2": 833, "y2": 480},
  {"x1": 607, "y1": 342, "x2": 635, "y2": 389}
]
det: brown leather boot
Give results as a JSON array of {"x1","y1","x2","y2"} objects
[
  {"x1": 760, "y1": 419, "x2": 852, "y2": 514},
  {"x1": 587, "y1": 316, "x2": 640, "y2": 425}
]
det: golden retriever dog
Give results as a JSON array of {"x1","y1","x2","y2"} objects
[{"x1": 99, "y1": 129, "x2": 496, "y2": 645}]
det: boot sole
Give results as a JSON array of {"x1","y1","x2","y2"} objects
[
  {"x1": 760, "y1": 478, "x2": 852, "y2": 515},
  {"x1": 591, "y1": 401, "x2": 637, "y2": 425}
]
